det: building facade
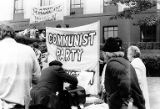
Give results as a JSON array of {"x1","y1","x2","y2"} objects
[{"x1": 0, "y1": 0, "x2": 160, "y2": 44}]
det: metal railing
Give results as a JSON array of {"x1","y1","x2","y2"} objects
[{"x1": 123, "y1": 42, "x2": 160, "y2": 50}]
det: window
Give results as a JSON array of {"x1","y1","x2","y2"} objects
[
  {"x1": 14, "y1": 0, "x2": 23, "y2": 13},
  {"x1": 71, "y1": 0, "x2": 83, "y2": 8},
  {"x1": 103, "y1": 26, "x2": 118, "y2": 41},
  {"x1": 41, "y1": 0, "x2": 54, "y2": 6},
  {"x1": 140, "y1": 25, "x2": 156, "y2": 42}
]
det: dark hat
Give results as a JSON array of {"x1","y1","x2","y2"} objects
[
  {"x1": 103, "y1": 37, "x2": 122, "y2": 52},
  {"x1": 49, "y1": 60, "x2": 63, "y2": 66}
]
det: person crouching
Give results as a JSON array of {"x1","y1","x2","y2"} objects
[{"x1": 30, "y1": 60, "x2": 78, "y2": 109}]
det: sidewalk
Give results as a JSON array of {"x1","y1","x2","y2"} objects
[{"x1": 147, "y1": 77, "x2": 160, "y2": 109}]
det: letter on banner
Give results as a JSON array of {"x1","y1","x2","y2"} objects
[{"x1": 30, "y1": 4, "x2": 64, "y2": 23}]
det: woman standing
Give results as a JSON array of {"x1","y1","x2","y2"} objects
[
  {"x1": 102, "y1": 37, "x2": 145, "y2": 109},
  {"x1": 127, "y1": 45, "x2": 150, "y2": 109}
]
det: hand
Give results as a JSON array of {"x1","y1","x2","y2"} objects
[{"x1": 66, "y1": 84, "x2": 77, "y2": 90}]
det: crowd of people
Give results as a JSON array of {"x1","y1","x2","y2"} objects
[
  {"x1": 0, "y1": 24, "x2": 150, "y2": 109},
  {"x1": 16, "y1": 28, "x2": 46, "y2": 41}
]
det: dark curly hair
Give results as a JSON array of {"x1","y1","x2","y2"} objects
[{"x1": 102, "y1": 37, "x2": 122, "y2": 52}]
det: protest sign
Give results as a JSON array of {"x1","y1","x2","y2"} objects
[
  {"x1": 46, "y1": 21, "x2": 100, "y2": 95},
  {"x1": 30, "y1": 4, "x2": 64, "y2": 23}
]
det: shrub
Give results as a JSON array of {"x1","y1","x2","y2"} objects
[
  {"x1": 141, "y1": 54, "x2": 160, "y2": 77},
  {"x1": 122, "y1": 42, "x2": 160, "y2": 50}
]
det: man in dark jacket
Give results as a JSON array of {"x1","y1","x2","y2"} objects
[
  {"x1": 103, "y1": 37, "x2": 145, "y2": 109},
  {"x1": 30, "y1": 60, "x2": 78, "y2": 108}
]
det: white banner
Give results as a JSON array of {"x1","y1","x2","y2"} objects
[
  {"x1": 46, "y1": 21, "x2": 100, "y2": 95},
  {"x1": 30, "y1": 4, "x2": 64, "y2": 23}
]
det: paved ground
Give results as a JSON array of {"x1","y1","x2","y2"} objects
[{"x1": 147, "y1": 77, "x2": 160, "y2": 109}]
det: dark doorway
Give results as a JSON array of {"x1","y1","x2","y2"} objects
[{"x1": 140, "y1": 25, "x2": 156, "y2": 42}]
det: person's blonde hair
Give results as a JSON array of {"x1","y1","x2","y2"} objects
[{"x1": 128, "y1": 45, "x2": 141, "y2": 58}]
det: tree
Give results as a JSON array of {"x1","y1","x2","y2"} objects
[{"x1": 109, "y1": 0, "x2": 158, "y2": 26}]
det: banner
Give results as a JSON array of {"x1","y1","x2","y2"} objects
[
  {"x1": 30, "y1": 4, "x2": 64, "y2": 23},
  {"x1": 46, "y1": 21, "x2": 100, "y2": 95}
]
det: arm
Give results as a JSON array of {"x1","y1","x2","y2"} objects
[
  {"x1": 131, "y1": 61, "x2": 143, "y2": 89},
  {"x1": 106, "y1": 61, "x2": 131, "y2": 100},
  {"x1": 58, "y1": 70, "x2": 78, "y2": 86},
  {"x1": 117, "y1": 71, "x2": 130, "y2": 100},
  {"x1": 31, "y1": 49, "x2": 41, "y2": 84}
]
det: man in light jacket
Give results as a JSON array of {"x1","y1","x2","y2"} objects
[{"x1": 0, "y1": 24, "x2": 41, "y2": 109}]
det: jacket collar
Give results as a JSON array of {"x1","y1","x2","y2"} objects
[
  {"x1": 102, "y1": 51, "x2": 124, "y2": 63},
  {"x1": 104, "y1": 51, "x2": 124, "y2": 58}
]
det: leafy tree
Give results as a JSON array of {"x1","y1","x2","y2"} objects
[{"x1": 109, "y1": 0, "x2": 158, "y2": 26}]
